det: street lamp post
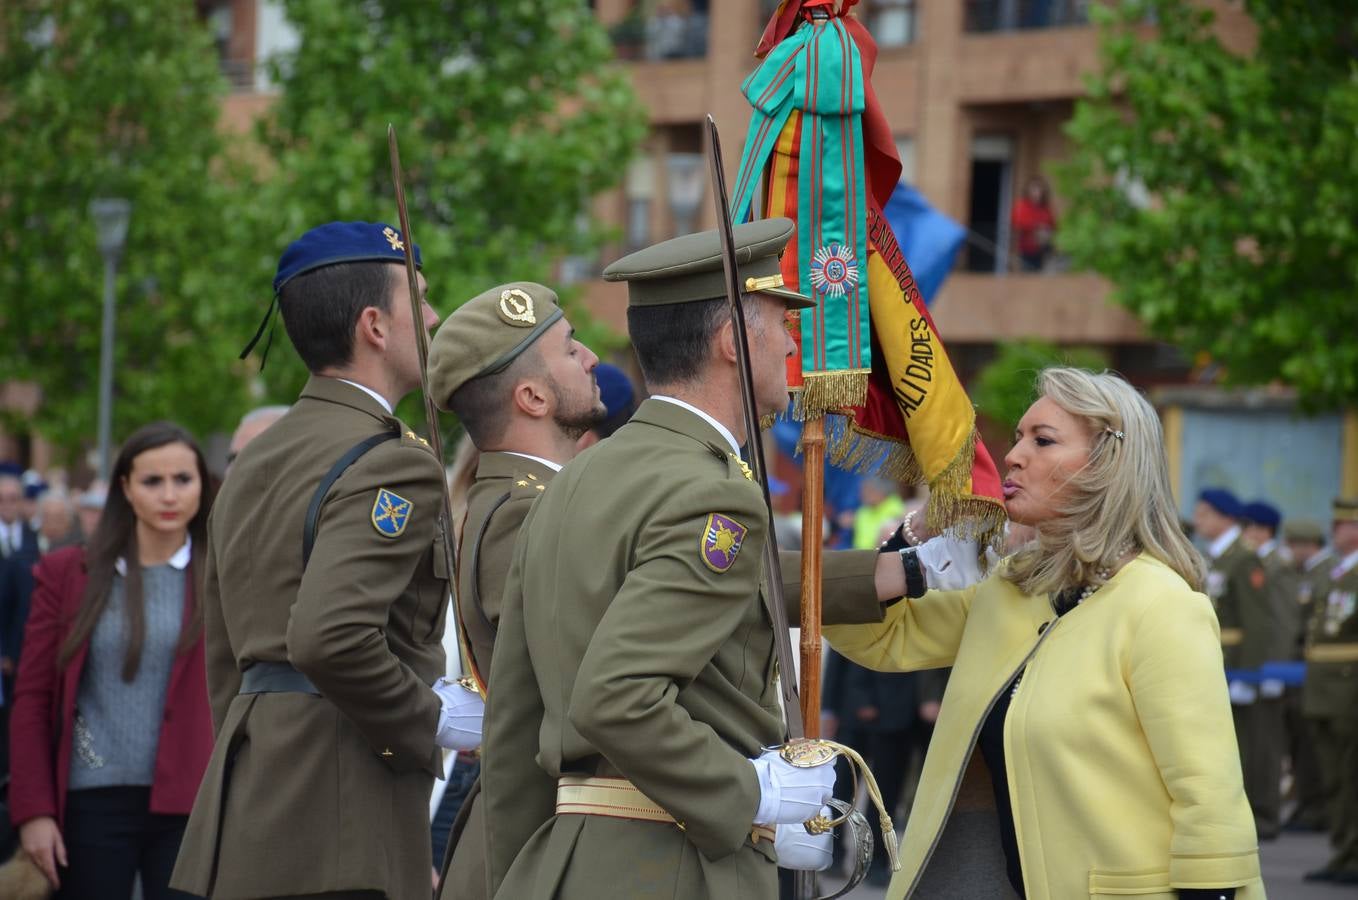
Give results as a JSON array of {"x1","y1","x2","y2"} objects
[{"x1": 90, "y1": 198, "x2": 131, "y2": 482}]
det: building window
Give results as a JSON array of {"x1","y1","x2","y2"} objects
[
  {"x1": 964, "y1": 0, "x2": 1089, "y2": 33},
  {"x1": 611, "y1": 1, "x2": 709, "y2": 61},
  {"x1": 625, "y1": 157, "x2": 655, "y2": 251},
  {"x1": 867, "y1": 0, "x2": 917, "y2": 47},
  {"x1": 964, "y1": 134, "x2": 1014, "y2": 274}
]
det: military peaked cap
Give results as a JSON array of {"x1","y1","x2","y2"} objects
[
  {"x1": 603, "y1": 217, "x2": 813, "y2": 309},
  {"x1": 1282, "y1": 519, "x2": 1325, "y2": 543},
  {"x1": 428, "y1": 281, "x2": 565, "y2": 410},
  {"x1": 1334, "y1": 497, "x2": 1358, "y2": 523}
]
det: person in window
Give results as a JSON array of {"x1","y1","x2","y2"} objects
[
  {"x1": 1011, "y1": 175, "x2": 1057, "y2": 272},
  {"x1": 9, "y1": 422, "x2": 215, "y2": 899},
  {"x1": 826, "y1": 368, "x2": 1263, "y2": 899}
]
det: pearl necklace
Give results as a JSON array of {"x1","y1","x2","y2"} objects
[{"x1": 1074, "y1": 542, "x2": 1137, "y2": 605}]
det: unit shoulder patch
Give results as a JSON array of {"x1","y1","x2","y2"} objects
[
  {"x1": 372, "y1": 488, "x2": 413, "y2": 537},
  {"x1": 700, "y1": 512, "x2": 748, "y2": 574}
]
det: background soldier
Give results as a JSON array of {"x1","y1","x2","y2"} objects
[
  {"x1": 426, "y1": 281, "x2": 606, "y2": 900},
  {"x1": 481, "y1": 219, "x2": 950, "y2": 899},
  {"x1": 171, "y1": 222, "x2": 482, "y2": 900},
  {"x1": 1282, "y1": 518, "x2": 1332, "y2": 832},
  {"x1": 1302, "y1": 498, "x2": 1358, "y2": 884},
  {"x1": 1193, "y1": 488, "x2": 1290, "y2": 839}
]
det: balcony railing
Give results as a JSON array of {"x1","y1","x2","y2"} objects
[
  {"x1": 964, "y1": 0, "x2": 1089, "y2": 32},
  {"x1": 610, "y1": 12, "x2": 709, "y2": 61}
]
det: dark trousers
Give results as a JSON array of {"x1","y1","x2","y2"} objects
[
  {"x1": 56, "y1": 786, "x2": 195, "y2": 900},
  {"x1": 1233, "y1": 699, "x2": 1285, "y2": 837},
  {"x1": 1286, "y1": 687, "x2": 1327, "y2": 827}
]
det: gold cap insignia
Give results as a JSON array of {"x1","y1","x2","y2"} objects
[
  {"x1": 382, "y1": 227, "x2": 404, "y2": 251},
  {"x1": 744, "y1": 274, "x2": 785, "y2": 294},
  {"x1": 499, "y1": 288, "x2": 537, "y2": 326}
]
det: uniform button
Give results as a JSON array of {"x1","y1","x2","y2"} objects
[{"x1": 381, "y1": 748, "x2": 394, "y2": 758}]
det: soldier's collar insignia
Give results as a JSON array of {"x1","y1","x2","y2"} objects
[
  {"x1": 498, "y1": 288, "x2": 537, "y2": 326},
  {"x1": 701, "y1": 513, "x2": 747, "y2": 574},
  {"x1": 382, "y1": 227, "x2": 404, "y2": 251},
  {"x1": 729, "y1": 453, "x2": 753, "y2": 482},
  {"x1": 372, "y1": 488, "x2": 413, "y2": 537}
]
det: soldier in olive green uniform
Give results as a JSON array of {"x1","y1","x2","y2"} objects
[
  {"x1": 482, "y1": 220, "x2": 913, "y2": 900},
  {"x1": 1282, "y1": 519, "x2": 1333, "y2": 831},
  {"x1": 1302, "y1": 499, "x2": 1358, "y2": 884},
  {"x1": 172, "y1": 222, "x2": 482, "y2": 900},
  {"x1": 426, "y1": 282, "x2": 606, "y2": 900},
  {"x1": 1193, "y1": 489, "x2": 1291, "y2": 838}
]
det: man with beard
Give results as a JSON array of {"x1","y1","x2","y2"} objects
[{"x1": 427, "y1": 281, "x2": 605, "y2": 900}]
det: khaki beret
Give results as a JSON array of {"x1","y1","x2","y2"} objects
[
  {"x1": 1282, "y1": 519, "x2": 1325, "y2": 543},
  {"x1": 602, "y1": 217, "x2": 813, "y2": 309},
  {"x1": 428, "y1": 281, "x2": 564, "y2": 410}
]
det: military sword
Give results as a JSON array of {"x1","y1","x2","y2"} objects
[
  {"x1": 387, "y1": 124, "x2": 485, "y2": 697},
  {"x1": 704, "y1": 114, "x2": 804, "y2": 737}
]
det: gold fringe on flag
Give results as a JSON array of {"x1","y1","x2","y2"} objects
[
  {"x1": 789, "y1": 370, "x2": 870, "y2": 421},
  {"x1": 818, "y1": 416, "x2": 1007, "y2": 548}
]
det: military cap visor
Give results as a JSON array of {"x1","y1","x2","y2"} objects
[
  {"x1": 603, "y1": 217, "x2": 814, "y2": 310},
  {"x1": 428, "y1": 282, "x2": 565, "y2": 410},
  {"x1": 273, "y1": 221, "x2": 422, "y2": 293},
  {"x1": 1334, "y1": 497, "x2": 1358, "y2": 523}
]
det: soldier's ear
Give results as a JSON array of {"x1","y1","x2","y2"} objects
[
  {"x1": 510, "y1": 377, "x2": 551, "y2": 420},
  {"x1": 714, "y1": 316, "x2": 738, "y2": 367}
]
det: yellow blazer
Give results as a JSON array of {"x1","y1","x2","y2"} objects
[{"x1": 825, "y1": 554, "x2": 1265, "y2": 900}]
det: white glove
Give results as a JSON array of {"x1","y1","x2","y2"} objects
[
  {"x1": 913, "y1": 533, "x2": 985, "y2": 591},
  {"x1": 1227, "y1": 680, "x2": 1257, "y2": 706},
  {"x1": 776, "y1": 818, "x2": 834, "y2": 871},
  {"x1": 750, "y1": 748, "x2": 836, "y2": 826},
  {"x1": 433, "y1": 677, "x2": 484, "y2": 750},
  {"x1": 1259, "y1": 678, "x2": 1286, "y2": 699}
]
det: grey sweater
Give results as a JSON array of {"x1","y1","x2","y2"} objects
[{"x1": 69, "y1": 565, "x2": 185, "y2": 790}]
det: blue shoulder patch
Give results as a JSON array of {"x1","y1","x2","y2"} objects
[{"x1": 371, "y1": 488, "x2": 413, "y2": 537}]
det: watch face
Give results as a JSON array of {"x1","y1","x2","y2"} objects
[{"x1": 780, "y1": 738, "x2": 839, "y2": 769}]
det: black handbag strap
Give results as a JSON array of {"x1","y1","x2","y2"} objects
[{"x1": 303, "y1": 430, "x2": 399, "y2": 567}]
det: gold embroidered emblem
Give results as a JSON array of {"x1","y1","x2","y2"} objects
[
  {"x1": 516, "y1": 480, "x2": 529, "y2": 487},
  {"x1": 526, "y1": 473, "x2": 538, "y2": 481},
  {"x1": 729, "y1": 453, "x2": 753, "y2": 481},
  {"x1": 382, "y1": 227, "x2": 404, "y2": 251},
  {"x1": 535, "y1": 484, "x2": 545, "y2": 491},
  {"x1": 499, "y1": 288, "x2": 537, "y2": 326}
]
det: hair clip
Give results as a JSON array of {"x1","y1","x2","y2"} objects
[{"x1": 1106, "y1": 427, "x2": 1125, "y2": 440}]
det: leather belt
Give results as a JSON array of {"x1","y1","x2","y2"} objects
[
  {"x1": 239, "y1": 660, "x2": 321, "y2": 695},
  {"x1": 1305, "y1": 642, "x2": 1358, "y2": 664},
  {"x1": 555, "y1": 775, "x2": 775, "y2": 845}
]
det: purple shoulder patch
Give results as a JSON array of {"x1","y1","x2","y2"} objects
[{"x1": 701, "y1": 513, "x2": 748, "y2": 573}]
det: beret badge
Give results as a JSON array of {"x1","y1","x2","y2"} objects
[{"x1": 499, "y1": 288, "x2": 538, "y2": 326}]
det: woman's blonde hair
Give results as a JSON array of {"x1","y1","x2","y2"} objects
[{"x1": 1003, "y1": 367, "x2": 1205, "y2": 597}]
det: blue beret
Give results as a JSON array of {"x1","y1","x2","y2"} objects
[
  {"x1": 1242, "y1": 501, "x2": 1281, "y2": 530},
  {"x1": 273, "y1": 221, "x2": 422, "y2": 293},
  {"x1": 1198, "y1": 488, "x2": 1241, "y2": 519},
  {"x1": 24, "y1": 480, "x2": 49, "y2": 500},
  {"x1": 594, "y1": 363, "x2": 635, "y2": 420},
  {"x1": 0, "y1": 461, "x2": 22, "y2": 478}
]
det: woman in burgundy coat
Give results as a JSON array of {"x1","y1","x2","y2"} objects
[{"x1": 10, "y1": 422, "x2": 216, "y2": 899}]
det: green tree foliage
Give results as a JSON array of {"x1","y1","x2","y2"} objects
[
  {"x1": 1058, "y1": 0, "x2": 1358, "y2": 409},
  {"x1": 252, "y1": 0, "x2": 647, "y2": 405},
  {"x1": 972, "y1": 341, "x2": 1109, "y2": 433},
  {"x1": 0, "y1": 0, "x2": 266, "y2": 459}
]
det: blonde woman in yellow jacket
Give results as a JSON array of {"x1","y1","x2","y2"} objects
[{"x1": 828, "y1": 368, "x2": 1264, "y2": 900}]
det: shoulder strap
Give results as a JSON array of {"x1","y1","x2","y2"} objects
[
  {"x1": 303, "y1": 430, "x2": 399, "y2": 568},
  {"x1": 464, "y1": 491, "x2": 513, "y2": 652}
]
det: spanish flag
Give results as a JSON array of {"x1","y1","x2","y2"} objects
[{"x1": 734, "y1": 0, "x2": 1003, "y2": 533}]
